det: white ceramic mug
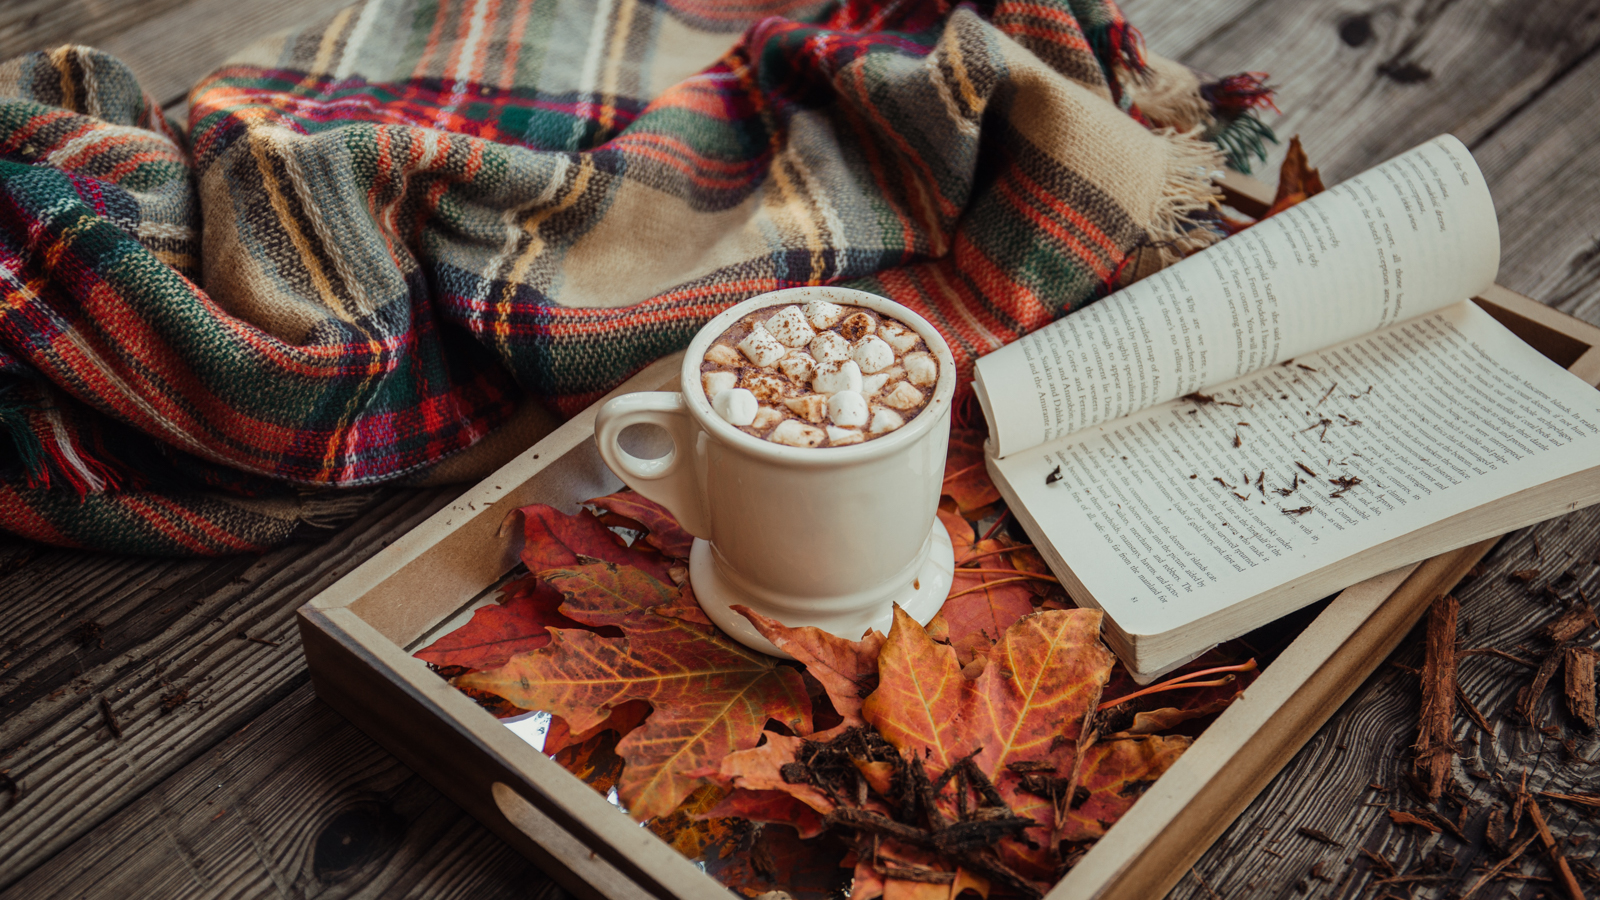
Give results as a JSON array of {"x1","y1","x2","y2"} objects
[{"x1": 593, "y1": 287, "x2": 957, "y2": 655}]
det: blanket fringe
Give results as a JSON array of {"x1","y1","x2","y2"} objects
[
  {"x1": 1146, "y1": 126, "x2": 1227, "y2": 265},
  {"x1": 1207, "y1": 113, "x2": 1276, "y2": 174},
  {"x1": 0, "y1": 387, "x2": 126, "y2": 496},
  {"x1": 1085, "y1": 21, "x2": 1147, "y2": 75}
]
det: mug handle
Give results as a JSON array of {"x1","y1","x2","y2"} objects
[{"x1": 594, "y1": 392, "x2": 712, "y2": 539}]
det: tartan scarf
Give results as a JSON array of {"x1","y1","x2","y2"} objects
[{"x1": 0, "y1": 0, "x2": 1271, "y2": 555}]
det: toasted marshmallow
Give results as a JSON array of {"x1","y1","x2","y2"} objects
[
  {"x1": 752, "y1": 406, "x2": 785, "y2": 430},
  {"x1": 861, "y1": 372, "x2": 891, "y2": 397},
  {"x1": 881, "y1": 382, "x2": 924, "y2": 410},
  {"x1": 869, "y1": 407, "x2": 905, "y2": 434},
  {"x1": 804, "y1": 299, "x2": 846, "y2": 329},
  {"x1": 878, "y1": 319, "x2": 919, "y2": 354},
  {"x1": 903, "y1": 351, "x2": 937, "y2": 387},
  {"x1": 776, "y1": 350, "x2": 816, "y2": 383},
  {"x1": 826, "y1": 426, "x2": 864, "y2": 446},
  {"x1": 812, "y1": 359, "x2": 862, "y2": 395},
  {"x1": 764, "y1": 305, "x2": 816, "y2": 348},
  {"x1": 702, "y1": 370, "x2": 737, "y2": 400},
  {"x1": 838, "y1": 311, "x2": 875, "y2": 341},
  {"x1": 827, "y1": 390, "x2": 868, "y2": 427},
  {"x1": 810, "y1": 331, "x2": 851, "y2": 364},
  {"x1": 742, "y1": 372, "x2": 792, "y2": 405},
  {"x1": 737, "y1": 324, "x2": 787, "y2": 367},
  {"x1": 784, "y1": 394, "x2": 829, "y2": 423},
  {"x1": 704, "y1": 343, "x2": 742, "y2": 367},
  {"x1": 713, "y1": 388, "x2": 758, "y2": 426},
  {"x1": 852, "y1": 336, "x2": 894, "y2": 374},
  {"x1": 771, "y1": 419, "x2": 826, "y2": 448}
]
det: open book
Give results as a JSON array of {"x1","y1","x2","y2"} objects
[{"x1": 973, "y1": 136, "x2": 1600, "y2": 681}]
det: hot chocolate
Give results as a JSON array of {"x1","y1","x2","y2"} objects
[{"x1": 700, "y1": 300, "x2": 939, "y2": 447}]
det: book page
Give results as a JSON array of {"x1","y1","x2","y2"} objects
[
  {"x1": 976, "y1": 135, "x2": 1501, "y2": 459},
  {"x1": 989, "y1": 301, "x2": 1600, "y2": 639}
]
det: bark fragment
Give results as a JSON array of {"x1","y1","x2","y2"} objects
[{"x1": 1414, "y1": 594, "x2": 1458, "y2": 800}]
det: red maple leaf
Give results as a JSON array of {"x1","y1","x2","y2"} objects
[
  {"x1": 414, "y1": 576, "x2": 583, "y2": 671},
  {"x1": 457, "y1": 562, "x2": 811, "y2": 820},
  {"x1": 586, "y1": 489, "x2": 696, "y2": 559},
  {"x1": 736, "y1": 605, "x2": 884, "y2": 725},
  {"x1": 518, "y1": 503, "x2": 675, "y2": 584}
]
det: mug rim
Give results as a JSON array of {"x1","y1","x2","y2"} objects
[{"x1": 679, "y1": 286, "x2": 958, "y2": 466}]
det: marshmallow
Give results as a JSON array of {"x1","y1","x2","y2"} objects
[
  {"x1": 878, "y1": 319, "x2": 919, "y2": 354},
  {"x1": 742, "y1": 372, "x2": 792, "y2": 405},
  {"x1": 812, "y1": 359, "x2": 862, "y2": 395},
  {"x1": 784, "y1": 393, "x2": 829, "y2": 423},
  {"x1": 804, "y1": 299, "x2": 847, "y2": 329},
  {"x1": 869, "y1": 407, "x2": 905, "y2": 434},
  {"x1": 771, "y1": 419, "x2": 826, "y2": 448},
  {"x1": 737, "y1": 324, "x2": 787, "y2": 367},
  {"x1": 861, "y1": 372, "x2": 891, "y2": 397},
  {"x1": 704, "y1": 343, "x2": 742, "y2": 367},
  {"x1": 838, "y1": 311, "x2": 875, "y2": 342},
  {"x1": 826, "y1": 426, "x2": 864, "y2": 446},
  {"x1": 852, "y1": 336, "x2": 894, "y2": 374},
  {"x1": 752, "y1": 406, "x2": 785, "y2": 430},
  {"x1": 809, "y1": 331, "x2": 851, "y2": 365},
  {"x1": 903, "y1": 351, "x2": 937, "y2": 387},
  {"x1": 827, "y1": 390, "x2": 868, "y2": 427},
  {"x1": 713, "y1": 387, "x2": 758, "y2": 426},
  {"x1": 764, "y1": 305, "x2": 816, "y2": 348},
  {"x1": 881, "y1": 382, "x2": 924, "y2": 410},
  {"x1": 703, "y1": 370, "x2": 737, "y2": 400},
  {"x1": 776, "y1": 350, "x2": 816, "y2": 384}
]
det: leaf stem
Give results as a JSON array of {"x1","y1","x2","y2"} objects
[
  {"x1": 943, "y1": 461, "x2": 985, "y2": 484},
  {"x1": 953, "y1": 568, "x2": 1058, "y2": 582},
  {"x1": 945, "y1": 577, "x2": 1033, "y2": 600},
  {"x1": 1097, "y1": 659, "x2": 1258, "y2": 711},
  {"x1": 956, "y1": 545, "x2": 1035, "y2": 567}
]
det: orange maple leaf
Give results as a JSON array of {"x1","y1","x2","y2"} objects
[
  {"x1": 1261, "y1": 135, "x2": 1325, "y2": 219},
  {"x1": 943, "y1": 428, "x2": 1000, "y2": 515},
  {"x1": 1056, "y1": 736, "x2": 1189, "y2": 842},
  {"x1": 933, "y1": 510, "x2": 1041, "y2": 665},
  {"x1": 458, "y1": 562, "x2": 811, "y2": 820},
  {"x1": 736, "y1": 605, "x2": 885, "y2": 725}
]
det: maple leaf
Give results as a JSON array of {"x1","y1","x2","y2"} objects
[
  {"x1": 712, "y1": 825, "x2": 851, "y2": 899},
  {"x1": 586, "y1": 489, "x2": 696, "y2": 559},
  {"x1": 1056, "y1": 736, "x2": 1189, "y2": 841},
  {"x1": 943, "y1": 429, "x2": 1000, "y2": 514},
  {"x1": 706, "y1": 788, "x2": 829, "y2": 838},
  {"x1": 736, "y1": 605, "x2": 884, "y2": 724},
  {"x1": 934, "y1": 516, "x2": 1041, "y2": 666},
  {"x1": 518, "y1": 503, "x2": 674, "y2": 584},
  {"x1": 1262, "y1": 135, "x2": 1325, "y2": 219},
  {"x1": 649, "y1": 783, "x2": 739, "y2": 860},
  {"x1": 543, "y1": 698, "x2": 651, "y2": 757},
  {"x1": 414, "y1": 576, "x2": 583, "y2": 671},
  {"x1": 705, "y1": 730, "x2": 836, "y2": 814},
  {"x1": 457, "y1": 562, "x2": 811, "y2": 820}
]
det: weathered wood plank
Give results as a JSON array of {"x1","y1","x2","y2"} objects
[
  {"x1": 1168, "y1": 504, "x2": 1600, "y2": 899},
  {"x1": 0, "y1": 684, "x2": 562, "y2": 900},
  {"x1": 1122, "y1": 0, "x2": 1600, "y2": 185},
  {"x1": 1472, "y1": 48, "x2": 1600, "y2": 329},
  {"x1": 97, "y1": 0, "x2": 340, "y2": 108},
  {"x1": 0, "y1": 488, "x2": 459, "y2": 891},
  {"x1": 0, "y1": 0, "x2": 191, "y2": 62}
]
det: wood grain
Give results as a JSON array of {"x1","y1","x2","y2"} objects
[
  {"x1": 0, "y1": 684, "x2": 563, "y2": 900},
  {"x1": 1168, "y1": 506, "x2": 1600, "y2": 899},
  {"x1": 3, "y1": 0, "x2": 1600, "y2": 897},
  {"x1": 0, "y1": 0, "x2": 337, "y2": 109},
  {"x1": 0, "y1": 488, "x2": 460, "y2": 890}
]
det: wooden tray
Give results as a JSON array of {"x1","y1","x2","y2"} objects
[{"x1": 298, "y1": 177, "x2": 1600, "y2": 900}]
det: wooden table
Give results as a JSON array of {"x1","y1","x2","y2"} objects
[{"x1": 3, "y1": 1, "x2": 1598, "y2": 897}]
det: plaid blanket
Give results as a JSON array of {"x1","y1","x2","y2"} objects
[{"x1": 0, "y1": 0, "x2": 1271, "y2": 554}]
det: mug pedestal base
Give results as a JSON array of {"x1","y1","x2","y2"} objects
[{"x1": 689, "y1": 523, "x2": 954, "y2": 657}]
